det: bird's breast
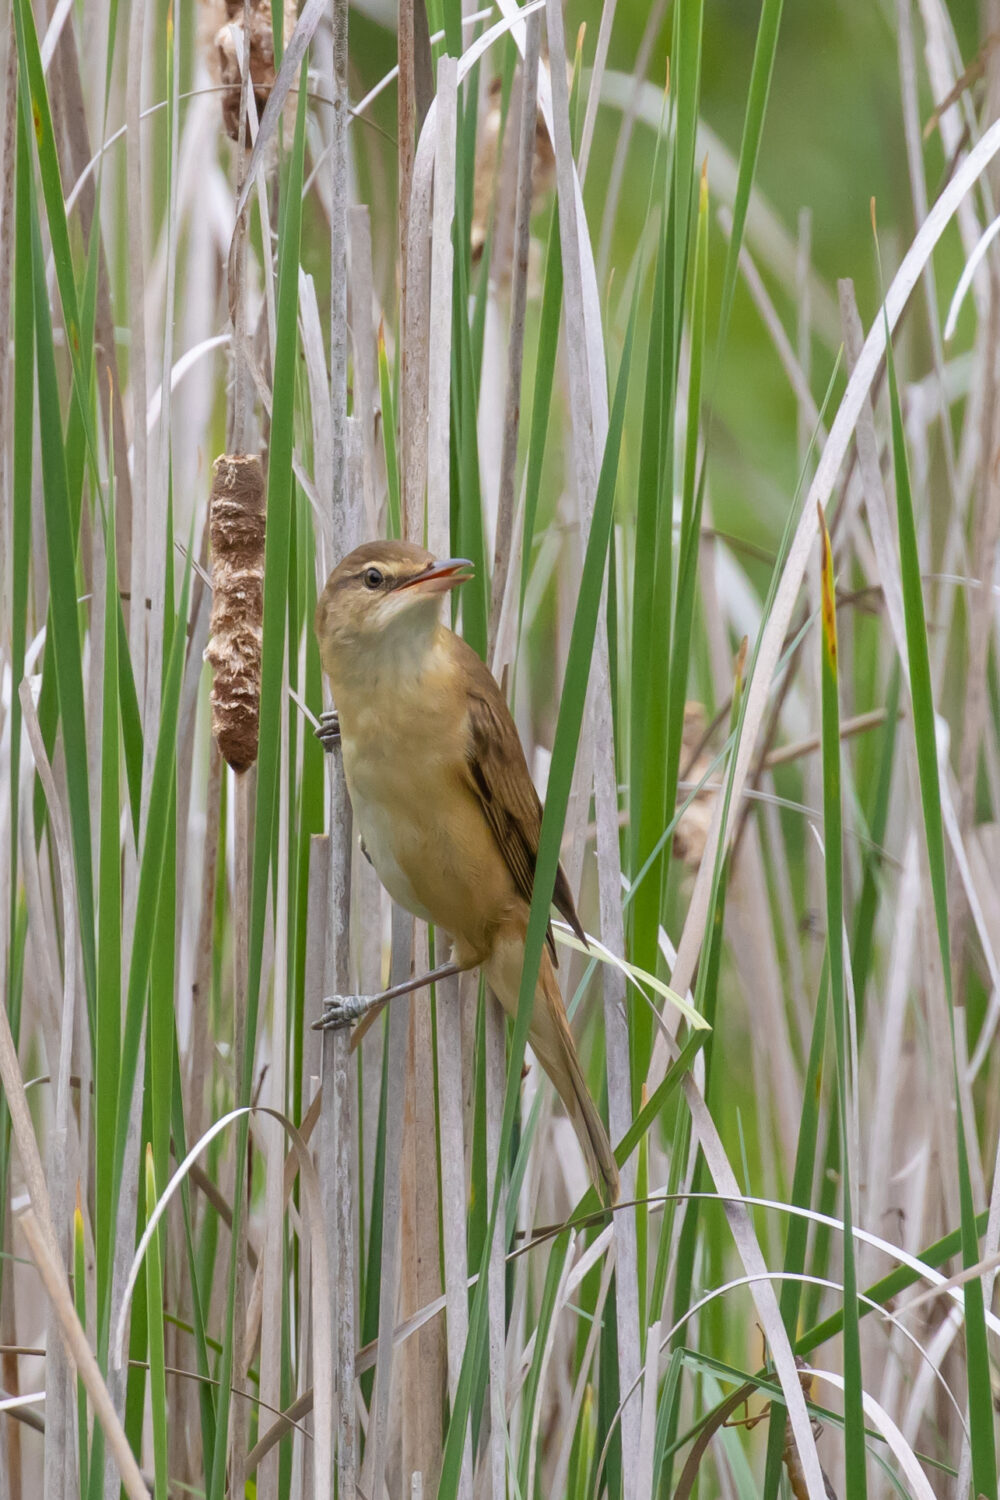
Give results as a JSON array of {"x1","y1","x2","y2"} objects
[{"x1": 336, "y1": 671, "x2": 516, "y2": 952}]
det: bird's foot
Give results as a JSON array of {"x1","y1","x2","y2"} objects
[
  {"x1": 312, "y1": 992, "x2": 373, "y2": 1032},
  {"x1": 315, "y1": 710, "x2": 340, "y2": 752}
]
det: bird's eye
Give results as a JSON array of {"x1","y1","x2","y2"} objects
[{"x1": 362, "y1": 566, "x2": 384, "y2": 590}]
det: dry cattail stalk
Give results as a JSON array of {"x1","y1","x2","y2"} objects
[
  {"x1": 209, "y1": 0, "x2": 297, "y2": 144},
  {"x1": 674, "y1": 702, "x2": 715, "y2": 871},
  {"x1": 206, "y1": 454, "x2": 266, "y2": 773},
  {"x1": 471, "y1": 72, "x2": 555, "y2": 272}
]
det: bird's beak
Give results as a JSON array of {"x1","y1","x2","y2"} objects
[{"x1": 395, "y1": 557, "x2": 474, "y2": 595}]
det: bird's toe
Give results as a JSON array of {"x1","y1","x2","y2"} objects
[
  {"x1": 312, "y1": 993, "x2": 367, "y2": 1031},
  {"x1": 315, "y1": 710, "x2": 341, "y2": 751}
]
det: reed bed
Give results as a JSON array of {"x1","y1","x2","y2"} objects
[{"x1": 1, "y1": 1, "x2": 999, "y2": 1497}]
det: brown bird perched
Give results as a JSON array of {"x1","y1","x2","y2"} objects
[{"x1": 313, "y1": 539, "x2": 619, "y2": 1203}]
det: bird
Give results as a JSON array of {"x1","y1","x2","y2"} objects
[{"x1": 313, "y1": 538, "x2": 619, "y2": 1203}]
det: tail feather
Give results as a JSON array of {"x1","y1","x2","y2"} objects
[{"x1": 484, "y1": 936, "x2": 619, "y2": 1204}]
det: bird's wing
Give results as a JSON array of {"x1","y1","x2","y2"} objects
[{"x1": 456, "y1": 637, "x2": 587, "y2": 955}]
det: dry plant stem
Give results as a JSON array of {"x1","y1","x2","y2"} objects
[
  {"x1": 484, "y1": 994, "x2": 507, "y2": 1500},
  {"x1": 17, "y1": 1212, "x2": 147, "y2": 1500},
  {"x1": 679, "y1": 1075, "x2": 829, "y2": 1500},
  {"x1": 359, "y1": 909, "x2": 412, "y2": 1500},
  {"x1": 303, "y1": 836, "x2": 330, "y2": 1105},
  {"x1": 435, "y1": 971, "x2": 473, "y2": 1499},
  {"x1": 897, "y1": 0, "x2": 961, "y2": 507},
  {"x1": 797, "y1": 208, "x2": 813, "y2": 465},
  {"x1": 549, "y1": 1251, "x2": 615, "y2": 1495},
  {"x1": 426, "y1": 56, "x2": 457, "y2": 561},
  {"x1": 763, "y1": 708, "x2": 890, "y2": 769},
  {"x1": 230, "y1": 62, "x2": 253, "y2": 451},
  {"x1": 146, "y1": 0, "x2": 181, "y2": 758},
  {"x1": 953, "y1": 271, "x2": 1000, "y2": 987},
  {"x1": 19, "y1": 685, "x2": 77, "y2": 1497},
  {"x1": 229, "y1": 768, "x2": 254, "y2": 1496},
  {"x1": 320, "y1": 751, "x2": 355, "y2": 1499},
  {"x1": 596, "y1": 0, "x2": 667, "y2": 279},
  {"x1": 578, "y1": 0, "x2": 618, "y2": 183},
  {"x1": 523, "y1": 1233, "x2": 578, "y2": 1499},
  {"x1": 488, "y1": 14, "x2": 540, "y2": 662},
  {"x1": 402, "y1": 120, "x2": 433, "y2": 540},
  {"x1": 258, "y1": 641, "x2": 291, "y2": 1500},
  {"x1": 0, "y1": 967, "x2": 58, "y2": 1259},
  {"x1": 0, "y1": 35, "x2": 17, "y2": 538},
  {"x1": 403, "y1": 926, "x2": 445, "y2": 1490},
  {"x1": 635, "y1": 1316, "x2": 660, "y2": 1500},
  {"x1": 398, "y1": 0, "x2": 416, "y2": 465},
  {"x1": 187, "y1": 743, "x2": 223, "y2": 1151},
  {"x1": 330, "y1": 0, "x2": 349, "y2": 513},
  {"x1": 721, "y1": 210, "x2": 823, "y2": 441},
  {"x1": 412, "y1": 0, "x2": 434, "y2": 131},
  {"x1": 325, "y1": 22, "x2": 360, "y2": 1428},
  {"x1": 398, "y1": 55, "x2": 450, "y2": 1480},
  {"x1": 105, "y1": 1066, "x2": 143, "y2": 1490},
  {"x1": 348, "y1": 207, "x2": 380, "y2": 534},
  {"x1": 125, "y1": 0, "x2": 149, "y2": 722},
  {"x1": 542, "y1": 0, "x2": 640, "y2": 1476}
]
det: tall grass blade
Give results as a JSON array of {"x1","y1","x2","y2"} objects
[
  {"x1": 882, "y1": 280, "x2": 997, "y2": 1500},
  {"x1": 818, "y1": 503, "x2": 867, "y2": 1498}
]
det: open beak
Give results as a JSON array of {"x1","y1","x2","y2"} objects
[{"x1": 395, "y1": 557, "x2": 474, "y2": 595}]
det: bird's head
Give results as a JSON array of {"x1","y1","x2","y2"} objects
[{"x1": 315, "y1": 540, "x2": 474, "y2": 680}]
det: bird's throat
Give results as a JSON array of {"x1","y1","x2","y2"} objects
[{"x1": 327, "y1": 617, "x2": 450, "y2": 743}]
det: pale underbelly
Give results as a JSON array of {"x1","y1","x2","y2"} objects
[
  {"x1": 343, "y1": 747, "x2": 516, "y2": 953},
  {"x1": 352, "y1": 794, "x2": 436, "y2": 923}
]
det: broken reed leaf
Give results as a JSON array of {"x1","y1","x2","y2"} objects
[{"x1": 205, "y1": 453, "x2": 266, "y2": 774}]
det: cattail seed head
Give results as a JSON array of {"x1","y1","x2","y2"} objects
[
  {"x1": 212, "y1": 0, "x2": 297, "y2": 145},
  {"x1": 205, "y1": 453, "x2": 266, "y2": 774}
]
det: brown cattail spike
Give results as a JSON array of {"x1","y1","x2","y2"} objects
[
  {"x1": 213, "y1": 0, "x2": 296, "y2": 145},
  {"x1": 206, "y1": 454, "x2": 266, "y2": 773}
]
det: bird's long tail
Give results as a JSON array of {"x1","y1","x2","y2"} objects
[{"x1": 483, "y1": 931, "x2": 619, "y2": 1204}]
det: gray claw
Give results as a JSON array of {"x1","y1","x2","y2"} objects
[
  {"x1": 315, "y1": 710, "x2": 341, "y2": 752},
  {"x1": 312, "y1": 993, "x2": 370, "y2": 1031}
]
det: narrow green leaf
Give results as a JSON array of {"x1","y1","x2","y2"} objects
[
  {"x1": 144, "y1": 1146, "x2": 169, "y2": 1500},
  {"x1": 714, "y1": 0, "x2": 785, "y2": 362},
  {"x1": 762, "y1": 955, "x2": 830, "y2": 1500},
  {"x1": 882, "y1": 287, "x2": 997, "y2": 1499},
  {"x1": 378, "y1": 322, "x2": 401, "y2": 539},
  {"x1": 110, "y1": 554, "x2": 192, "y2": 1266},
  {"x1": 28, "y1": 150, "x2": 98, "y2": 1029},
  {"x1": 818, "y1": 502, "x2": 867, "y2": 1498}
]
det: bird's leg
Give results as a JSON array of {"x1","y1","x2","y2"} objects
[
  {"x1": 312, "y1": 960, "x2": 463, "y2": 1032},
  {"x1": 315, "y1": 709, "x2": 340, "y2": 751}
]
